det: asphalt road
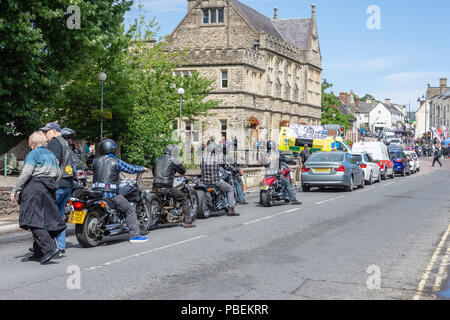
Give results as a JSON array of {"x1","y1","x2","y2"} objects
[{"x1": 0, "y1": 163, "x2": 449, "y2": 300}]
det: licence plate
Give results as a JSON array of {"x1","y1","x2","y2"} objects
[
  {"x1": 261, "y1": 185, "x2": 269, "y2": 190},
  {"x1": 313, "y1": 168, "x2": 330, "y2": 173},
  {"x1": 68, "y1": 211, "x2": 87, "y2": 224}
]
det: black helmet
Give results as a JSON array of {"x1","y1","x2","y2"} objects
[
  {"x1": 99, "y1": 139, "x2": 117, "y2": 156},
  {"x1": 266, "y1": 140, "x2": 277, "y2": 152},
  {"x1": 164, "y1": 144, "x2": 178, "y2": 156},
  {"x1": 61, "y1": 128, "x2": 76, "y2": 139}
]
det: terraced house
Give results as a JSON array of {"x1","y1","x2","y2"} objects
[{"x1": 165, "y1": 0, "x2": 322, "y2": 150}]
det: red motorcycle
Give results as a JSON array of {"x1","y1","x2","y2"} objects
[{"x1": 260, "y1": 163, "x2": 294, "y2": 207}]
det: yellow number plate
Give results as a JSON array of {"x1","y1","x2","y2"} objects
[
  {"x1": 261, "y1": 185, "x2": 269, "y2": 190},
  {"x1": 313, "y1": 168, "x2": 331, "y2": 173},
  {"x1": 68, "y1": 211, "x2": 87, "y2": 224}
]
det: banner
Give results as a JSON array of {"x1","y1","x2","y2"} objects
[
  {"x1": 431, "y1": 127, "x2": 442, "y2": 143},
  {"x1": 288, "y1": 124, "x2": 326, "y2": 140},
  {"x1": 441, "y1": 126, "x2": 448, "y2": 140}
]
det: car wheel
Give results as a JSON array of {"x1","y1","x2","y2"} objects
[
  {"x1": 367, "y1": 172, "x2": 373, "y2": 185},
  {"x1": 302, "y1": 185, "x2": 310, "y2": 192},
  {"x1": 346, "y1": 176, "x2": 354, "y2": 192},
  {"x1": 358, "y1": 176, "x2": 365, "y2": 189}
]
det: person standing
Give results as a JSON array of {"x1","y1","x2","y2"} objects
[
  {"x1": 40, "y1": 122, "x2": 76, "y2": 256},
  {"x1": 300, "y1": 144, "x2": 311, "y2": 164},
  {"x1": 432, "y1": 146, "x2": 443, "y2": 167},
  {"x1": 10, "y1": 131, "x2": 65, "y2": 264}
]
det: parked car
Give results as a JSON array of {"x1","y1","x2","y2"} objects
[
  {"x1": 352, "y1": 142, "x2": 394, "y2": 180},
  {"x1": 389, "y1": 149, "x2": 411, "y2": 176},
  {"x1": 405, "y1": 150, "x2": 420, "y2": 172},
  {"x1": 351, "y1": 152, "x2": 381, "y2": 185},
  {"x1": 301, "y1": 152, "x2": 364, "y2": 192},
  {"x1": 404, "y1": 152, "x2": 417, "y2": 174}
]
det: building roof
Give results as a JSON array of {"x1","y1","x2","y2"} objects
[
  {"x1": 356, "y1": 103, "x2": 375, "y2": 114},
  {"x1": 384, "y1": 104, "x2": 403, "y2": 116},
  {"x1": 232, "y1": 0, "x2": 311, "y2": 49},
  {"x1": 435, "y1": 88, "x2": 450, "y2": 100}
]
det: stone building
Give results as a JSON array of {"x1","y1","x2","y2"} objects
[{"x1": 165, "y1": 0, "x2": 322, "y2": 150}]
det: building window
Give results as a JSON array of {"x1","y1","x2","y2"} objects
[
  {"x1": 185, "y1": 121, "x2": 200, "y2": 143},
  {"x1": 220, "y1": 120, "x2": 227, "y2": 140},
  {"x1": 221, "y1": 70, "x2": 228, "y2": 88},
  {"x1": 203, "y1": 8, "x2": 224, "y2": 24}
]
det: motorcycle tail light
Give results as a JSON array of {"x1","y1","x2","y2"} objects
[
  {"x1": 73, "y1": 202, "x2": 84, "y2": 210},
  {"x1": 360, "y1": 164, "x2": 367, "y2": 168},
  {"x1": 207, "y1": 188, "x2": 213, "y2": 192},
  {"x1": 334, "y1": 165, "x2": 346, "y2": 172},
  {"x1": 301, "y1": 166, "x2": 310, "y2": 172}
]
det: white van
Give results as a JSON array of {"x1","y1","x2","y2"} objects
[
  {"x1": 351, "y1": 142, "x2": 395, "y2": 180},
  {"x1": 384, "y1": 132, "x2": 395, "y2": 143}
]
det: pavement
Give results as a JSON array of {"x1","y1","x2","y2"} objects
[{"x1": 0, "y1": 156, "x2": 449, "y2": 299}]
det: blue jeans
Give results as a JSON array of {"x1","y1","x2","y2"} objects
[
  {"x1": 280, "y1": 175, "x2": 296, "y2": 201},
  {"x1": 55, "y1": 187, "x2": 72, "y2": 250},
  {"x1": 234, "y1": 178, "x2": 245, "y2": 202}
]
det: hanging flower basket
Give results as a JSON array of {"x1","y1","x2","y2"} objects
[
  {"x1": 247, "y1": 116, "x2": 259, "y2": 129},
  {"x1": 280, "y1": 120, "x2": 290, "y2": 127}
]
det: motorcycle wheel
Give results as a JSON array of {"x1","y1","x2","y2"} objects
[
  {"x1": 146, "y1": 193, "x2": 160, "y2": 229},
  {"x1": 196, "y1": 189, "x2": 211, "y2": 219},
  {"x1": 75, "y1": 209, "x2": 103, "y2": 248},
  {"x1": 261, "y1": 191, "x2": 274, "y2": 207},
  {"x1": 189, "y1": 190, "x2": 199, "y2": 221},
  {"x1": 136, "y1": 196, "x2": 152, "y2": 235}
]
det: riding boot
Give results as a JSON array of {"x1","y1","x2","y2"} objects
[{"x1": 227, "y1": 207, "x2": 240, "y2": 216}]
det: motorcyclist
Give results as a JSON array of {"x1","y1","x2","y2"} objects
[
  {"x1": 152, "y1": 144, "x2": 196, "y2": 228},
  {"x1": 92, "y1": 138, "x2": 148, "y2": 243},
  {"x1": 262, "y1": 140, "x2": 301, "y2": 205},
  {"x1": 201, "y1": 141, "x2": 240, "y2": 216}
]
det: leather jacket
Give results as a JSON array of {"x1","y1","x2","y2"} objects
[{"x1": 152, "y1": 154, "x2": 186, "y2": 189}]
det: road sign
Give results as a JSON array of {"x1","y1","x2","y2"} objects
[
  {"x1": 324, "y1": 124, "x2": 340, "y2": 131},
  {"x1": 326, "y1": 130, "x2": 338, "y2": 137},
  {"x1": 322, "y1": 130, "x2": 327, "y2": 136}
]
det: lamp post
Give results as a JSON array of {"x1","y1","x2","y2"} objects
[
  {"x1": 178, "y1": 87, "x2": 185, "y2": 139},
  {"x1": 98, "y1": 72, "x2": 107, "y2": 140}
]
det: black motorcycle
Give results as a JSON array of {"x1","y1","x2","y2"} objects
[
  {"x1": 68, "y1": 172, "x2": 152, "y2": 248},
  {"x1": 196, "y1": 167, "x2": 237, "y2": 219},
  {"x1": 144, "y1": 176, "x2": 199, "y2": 229}
]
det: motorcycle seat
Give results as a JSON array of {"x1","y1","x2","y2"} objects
[{"x1": 83, "y1": 189, "x2": 104, "y2": 199}]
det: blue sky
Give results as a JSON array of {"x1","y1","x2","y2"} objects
[{"x1": 124, "y1": 0, "x2": 450, "y2": 112}]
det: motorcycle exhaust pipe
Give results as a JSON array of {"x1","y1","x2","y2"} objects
[{"x1": 101, "y1": 224, "x2": 129, "y2": 236}]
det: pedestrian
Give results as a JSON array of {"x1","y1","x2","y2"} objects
[
  {"x1": 432, "y1": 146, "x2": 443, "y2": 168},
  {"x1": 40, "y1": 122, "x2": 76, "y2": 256},
  {"x1": 10, "y1": 131, "x2": 65, "y2": 264},
  {"x1": 300, "y1": 144, "x2": 311, "y2": 164}
]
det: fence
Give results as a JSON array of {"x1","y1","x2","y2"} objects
[{"x1": 1, "y1": 154, "x2": 22, "y2": 178}]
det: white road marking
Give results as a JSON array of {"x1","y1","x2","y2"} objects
[
  {"x1": 413, "y1": 223, "x2": 450, "y2": 300},
  {"x1": 242, "y1": 208, "x2": 301, "y2": 225},
  {"x1": 316, "y1": 195, "x2": 345, "y2": 205},
  {"x1": 84, "y1": 235, "x2": 207, "y2": 271}
]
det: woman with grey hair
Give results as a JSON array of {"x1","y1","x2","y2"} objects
[{"x1": 10, "y1": 131, "x2": 66, "y2": 264}]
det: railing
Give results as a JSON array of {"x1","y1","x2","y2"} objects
[{"x1": 1, "y1": 154, "x2": 7, "y2": 179}]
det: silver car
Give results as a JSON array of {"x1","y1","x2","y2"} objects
[{"x1": 301, "y1": 152, "x2": 365, "y2": 192}]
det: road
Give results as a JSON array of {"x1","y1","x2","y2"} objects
[{"x1": 0, "y1": 159, "x2": 449, "y2": 300}]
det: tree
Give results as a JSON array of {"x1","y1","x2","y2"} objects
[
  {"x1": 0, "y1": 0, "x2": 133, "y2": 152},
  {"x1": 321, "y1": 81, "x2": 353, "y2": 130}
]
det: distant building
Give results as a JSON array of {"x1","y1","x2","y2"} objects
[{"x1": 165, "y1": 0, "x2": 322, "y2": 149}]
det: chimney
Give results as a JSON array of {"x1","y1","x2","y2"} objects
[
  {"x1": 273, "y1": 7, "x2": 278, "y2": 19},
  {"x1": 366, "y1": 98, "x2": 373, "y2": 104},
  {"x1": 440, "y1": 78, "x2": 448, "y2": 88},
  {"x1": 339, "y1": 92, "x2": 348, "y2": 105},
  {"x1": 385, "y1": 98, "x2": 391, "y2": 105}
]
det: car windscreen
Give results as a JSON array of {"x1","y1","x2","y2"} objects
[
  {"x1": 309, "y1": 153, "x2": 345, "y2": 162},
  {"x1": 351, "y1": 154, "x2": 363, "y2": 162},
  {"x1": 389, "y1": 152, "x2": 402, "y2": 160},
  {"x1": 390, "y1": 139, "x2": 401, "y2": 143}
]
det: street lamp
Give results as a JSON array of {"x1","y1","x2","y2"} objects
[
  {"x1": 98, "y1": 72, "x2": 107, "y2": 140},
  {"x1": 178, "y1": 87, "x2": 185, "y2": 138}
]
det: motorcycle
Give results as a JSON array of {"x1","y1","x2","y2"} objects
[
  {"x1": 67, "y1": 172, "x2": 152, "y2": 248},
  {"x1": 64, "y1": 170, "x2": 90, "y2": 222},
  {"x1": 144, "y1": 176, "x2": 199, "y2": 229},
  {"x1": 260, "y1": 162, "x2": 294, "y2": 207},
  {"x1": 195, "y1": 167, "x2": 237, "y2": 219}
]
